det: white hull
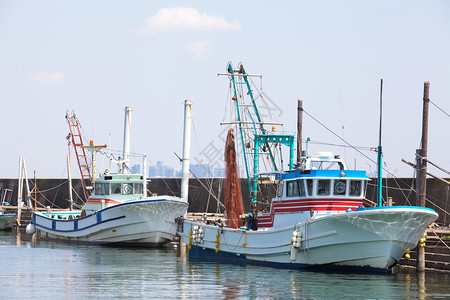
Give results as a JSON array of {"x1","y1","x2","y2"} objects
[
  {"x1": 33, "y1": 197, "x2": 188, "y2": 246},
  {"x1": 179, "y1": 207, "x2": 438, "y2": 272}
]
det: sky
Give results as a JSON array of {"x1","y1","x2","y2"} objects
[{"x1": 0, "y1": 0, "x2": 449, "y2": 179}]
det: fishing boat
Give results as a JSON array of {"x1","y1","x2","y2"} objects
[
  {"x1": 0, "y1": 212, "x2": 16, "y2": 230},
  {"x1": 27, "y1": 102, "x2": 192, "y2": 246},
  {"x1": 177, "y1": 63, "x2": 438, "y2": 272}
]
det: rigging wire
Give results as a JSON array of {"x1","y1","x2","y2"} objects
[
  {"x1": 430, "y1": 99, "x2": 450, "y2": 118},
  {"x1": 302, "y1": 108, "x2": 439, "y2": 205}
]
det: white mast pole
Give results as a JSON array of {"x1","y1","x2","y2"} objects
[
  {"x1": 22, "y1": 159, "x2": 32, "y2": 208},
  {"x1": 180, "y1": 100, "x2": 192, "y2": 203},
  {"x1": 123, "y1": 106, "x2": 133, "y2": 174},
  {"x1": 17, "y1": 157, "x2": 23, "y2": 223},
  {"x1": 143, "y1": 153, "x2": 147, "y2": 196},
  {"x1": 67, "y1": 155, "x2": 74, "y2": 210}
]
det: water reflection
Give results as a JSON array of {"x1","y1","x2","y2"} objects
[{"x1": 0, "y1": 230, "x2": 448, "y2": 299}]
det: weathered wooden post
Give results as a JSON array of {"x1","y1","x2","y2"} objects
[
  {"x1": 297, "y1": 100, "x2": 303, "y2": 168},
  {"x1": 416, "y1": 81, "x2": 430, "y2": 272}
]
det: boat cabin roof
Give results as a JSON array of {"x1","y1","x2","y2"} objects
[
  {"x1": 279, "y1": 169, "x2": 368, "y2": 181},
  {"x1": 97, "y1": 173, "x2": 144, "y2": 182},
  {"x1": 277, "y1": 152, "x2": 368, "y2": 181}
]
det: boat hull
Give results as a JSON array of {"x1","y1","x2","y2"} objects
[
  {"x1": 0, "y1": 214, "x2": 16, "y2": 230},
  {"x1": 179, "y1": 206, "x2": 438, "y2": 272},
  {"x1": 33, "y1": 197, "x2": 188, "y2": 246}
]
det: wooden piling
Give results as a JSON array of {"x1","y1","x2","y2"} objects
[{"x1": 416, "y1": 81, "x2": 430, "y2": 272}]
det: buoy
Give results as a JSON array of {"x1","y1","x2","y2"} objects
[{"x1": 26, "y1": 223, "x2": 36, "y2": 235}]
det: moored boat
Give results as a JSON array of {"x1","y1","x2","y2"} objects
[
  {"x1": 0, "y1": 213, "x2": 16, "y2": 230},
  {"x1": 27, "y1": 101, "x2": 193, "y2": 246},
  {"x1": 177, "y1": 63, "x2": 438, "y2": 272}
]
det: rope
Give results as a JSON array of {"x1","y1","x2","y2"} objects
[
  {"x1": 302, "y1": 108, "x2": 442, "y2": 207},
  {"x1": 429, "y1": 227, "x2": 450, "y2": 251}
]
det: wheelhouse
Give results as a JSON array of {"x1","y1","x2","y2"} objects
[
  {"x1": 285, "y1": 176, "x2": 367, "y2": 198},
  {"x1": 93, "y1": 174, "x2": 145, "y2": 197}
]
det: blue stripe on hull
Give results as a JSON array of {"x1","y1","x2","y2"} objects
[
  {"x1": 188, "y1": 246, "x2": 389, "y2": 274},
  {"x1": 38, "y1": 235, "x2": 166, "y2": 248}
]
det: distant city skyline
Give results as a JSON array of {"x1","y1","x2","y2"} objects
[{"x1": 132, "y1": 161, "x2": 228, "y2": 178}]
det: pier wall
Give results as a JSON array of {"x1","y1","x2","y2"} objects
[{"x1": 1, "y1": 177, "x2": 449, "y2": 225}]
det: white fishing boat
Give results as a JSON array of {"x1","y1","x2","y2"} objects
[
  {"x1": 27, "y1": 101, "x2": 193, "y2": 246},
  {"x1": 177, "y1": 63, "x2": 438, "y2": 272}
]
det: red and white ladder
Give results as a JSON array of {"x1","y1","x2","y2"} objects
[{"x1": 66, "y1": 111, "x2": 92, "y2": 201}]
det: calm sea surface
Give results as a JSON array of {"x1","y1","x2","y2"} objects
[{"x1": 0, "y1": 231, "x2": 448, "y2": 299}]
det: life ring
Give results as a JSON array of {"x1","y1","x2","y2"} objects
[{"x1": 80, "y1": 210, "x2": 86, "y2": 217}]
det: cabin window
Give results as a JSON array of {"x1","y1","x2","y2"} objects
[
  {"x1": 362, "y1": 181, "x2": 367, "y2": 197},
  {"x1": 297, "y1": 180, "x2": 306, "y2": 196},
  {"x1": 123, "y1": 183, "x2": 133, "y2": 195},
  {"x1": 317, "y1": 180, "x2": 330, "y2": 195},
  {"x1": 306, "y1": 179, "x2": 314, "y2": 196},
  {"x1": 333, "y1": 180, "x2": 347, "y2": 195},
  {"x1": 95, "y1": 183, "x2": 110, "y2": 195},
  {"x1": 135, "y1": 183, "x2": 143, "y2": 194},
  {"x1": 287, "y1": 181, "x2": 299, "y2": 196},
  {"x1": 111, "y1": 183, "x2": 121, "y2": 195},
  {"x1": 350, "y1": 180, "x2": 362, "y2": 196}
]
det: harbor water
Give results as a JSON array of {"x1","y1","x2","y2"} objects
[{"x1": 1, "y1": 231, "x2": 448, "y2": 299}]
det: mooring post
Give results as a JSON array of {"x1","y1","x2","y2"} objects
[{"x1": 416, "y1": 81, "x2": 430, "y2": 272}]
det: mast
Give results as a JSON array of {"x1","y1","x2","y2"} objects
[
  {"x1": 297, "y1": 100, "x2": 303, "y2": 168},
  {"x1": 143, "y1": 154, "x2": 148, "y2": 196},
  {"x1": 221, "y1": 63, "x2": 295, "y2": 211},
  {"x1": 67, "y1": 155, "x2": 74, "y2": 211},
  {"x1": 66, "y1": 111, "x2": 93, "y2": 200},
  {"x1": 81, "y1": 141, "x2": 107, "y2": 183},
  {"x1": 123, "y1": 106, "x2": 133, "y2": 174},
  {"x1": 227, "y1": 63, "x2": 252, "y2": 195},
  {"x1": 376, "y1": 79, "x2": 383, "y2": 207},
  {"x1": 180, "y1": 100, "x2": 192, "y2": 203},
  {"x1": 17, "y1": 157, "x2": 23, "y2": 225}
]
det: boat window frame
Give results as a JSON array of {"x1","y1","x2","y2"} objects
[
  {"x1": 317, "y1": 179, "x2": 331, "y2": 196},
  {"x1": 349, "y1": 180, "x2": 363, "y2": 197},
  {"x1": 297, "y1": 179, "x2": 306, "y2": 196},
  {"x1": 94, "y1": 182, "x2": 110, "y2": 196},
  {"x1": 333, "y1": 179, "x2": 347, "y2": 196},
  {"x1": 111, "y1": 183, "x2": 122, "y2": 195},
  {"x1": 286, "y1": 180, "x2": 299, "y2": 197},
  {"x1": 134, "y1": 183, "x2": 143, "y2": 195},
  {"x1": 122, "y1": 183, "x2": 133, "y2": 195},
  {"x1": 306, "y1": 179, "x2": 314, "y2": 196}
]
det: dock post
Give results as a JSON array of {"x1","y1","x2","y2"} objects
[{"x1": 416, "y1": 81, "x2": 430, "y2": 272}]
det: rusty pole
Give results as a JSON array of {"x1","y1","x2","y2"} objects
[{"x1": 416, "y1": 81, "x2": 430, "y2": 272}]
